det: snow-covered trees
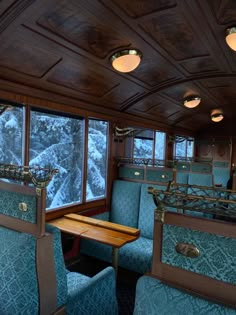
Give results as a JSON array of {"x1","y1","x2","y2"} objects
[{"x1": 0, "y1": 107, "x2": 23, "y2": 165}]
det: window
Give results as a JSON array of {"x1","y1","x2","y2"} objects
[
  {"x1": 133, "y1": 129, "x2": 154, "y2": 158},
  {"x1": 30, "y1": 110, "x2": 84, "y2": 210},
  {"x1": 155, "y1": 131, "x2": 166, "y2": 160},
  {"x1": 133, "y1": 129, "x2": 166, "y2": 161},
  {"x1": 0, "y1": 104, "x2": 24, "y2": 165},
  {"x1": 86, "y1": 119, "x2": 108, "y2": 201},
  {"x1": 174, "y1": 136, "x2": 194, "y2": 159}
]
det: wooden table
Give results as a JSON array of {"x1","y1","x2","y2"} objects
[{"x1": 49, "y1": 213, "x2": 140, "y2": 275}]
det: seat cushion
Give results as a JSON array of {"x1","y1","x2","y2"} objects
[
  {"x1": 110, "y1": 180, "x2": 141, "y2": 228},
  {"x1": 133, "y1": 276, "x2": 236, "y2": 315},
  {"x1": 81, "y1": 236, "x2": 153, "y2": 274}
]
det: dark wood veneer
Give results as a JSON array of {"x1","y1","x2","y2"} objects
[{"x1": 0, "y1": 0, "x2": 235, "y2": 133}]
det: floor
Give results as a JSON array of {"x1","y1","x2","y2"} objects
[{"x1": 66, "y1": 254, "x2": 141, "y2": 315}]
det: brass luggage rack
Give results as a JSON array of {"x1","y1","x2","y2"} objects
[
  {"x1": 0, "y1": 163, "x2": 59, "y2": 188},
  {"x1": 148, "y1": 181, "x2": 236, "y2": 220}
]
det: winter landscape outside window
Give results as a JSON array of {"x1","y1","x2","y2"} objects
[
  {"x1": 155, "y1": 131, "x2": 166, "y2": 160},
  {"x1": 86, "y1": 119, "x2": 108, "y2": 201},
  {"x1": 29, "y1": 110, "x2": 84, "y2": 210},
  {"x1": 174, "y1": 137, "x2": 194, "y2": 159},
  {"x1": 133, "y1": 129, "x2": 166, "y2": 160},
  {"x1": 0, "y1": 105, "x2": 23, "y2": 165}
]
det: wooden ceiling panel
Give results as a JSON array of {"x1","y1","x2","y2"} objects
[
  {"x1": 200, "y1": 78, "x2": 236, "y2": 112},
  {"x1": 207, "y1": 0, "x2": 236, "y2": 25},
  {"x1": 47, "y1": 60, "x2": 118, "y2": 98},
  {"x1": 111, "y1": 0, "x2": 177, "y2": 18},
  {"x1": 102, "y1": 83, "x2": 145, "y2": 107},
  {"x1": 0, "y1": 0, "x2": 17, "y2": 15},
  {"x1": 37, "y1": 0, "x2": 131, "y2": 58},
  {"x1": 0, "y1": 28, "x2": 62, "y2": 78},
  {"x1": 161, "y1": 82, "x2": 203, "y2": 105},
  {"x1": 0, "y1": 0, "x2": 235, "y2": 133},
  {"x1": 140, "y1": 8, "x2": 209, "y2": 61},
  {"x1": 175, "y1": 114, "x2": 210, "y2": 131},
  {"x1": 180, "y1": 57, "x2": 222, "y2": 75},
  {"x1": 130, "y1": 55, "x2": 183, "y2": 87},
  {"x1": 130, "y1": 95, "x2": 182, "y2": 117}
]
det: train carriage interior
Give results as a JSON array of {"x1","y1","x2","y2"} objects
[{"x1": 0, "y1": 0, "x2": 236, "y2": 314}]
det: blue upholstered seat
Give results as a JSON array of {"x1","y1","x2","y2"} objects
[
  {"x1": 47, "y1": 224, "x2": 119, "y2": 315},
  {"x1": 133, "y1": 276, "x2": 236, "y2": 315},
  {"x1": 81, "y1": 180, "x2": 154, "y2": 274},
  {"x1": 0, "y1": 179, "x2": 118, "y2": 315},
  {"x1": 0, "y1": 223, "x2": 118, "y2": 315}
]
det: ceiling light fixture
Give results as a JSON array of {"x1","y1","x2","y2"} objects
[
  {"x1": 183, "y1": 96, "x2": 201, "y2": 108},
  {"x1": 225, "y1": 27, "x2": 236, "y2": 51},
  {"x1": 111, "y1": 49, "x2": 142, "y2": 73},
  {"x1": 211, "y1": 109, "x2": 224, "y2": 122}
]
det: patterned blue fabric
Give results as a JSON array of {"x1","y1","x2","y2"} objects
[
  {"x1": 46, "y1": 224, "x2": 68, "y2": 307},
  {"x1": 176, "y1": 172, "x2": 189, "y2": 185},
  {"x1": 119, "y1": 236, "x2": 153, "y2": 274},
  {"x1": 213, "y1": 167, "x2": 230, "y2": 188},
  {"x1": 139, "y1": 184, "x2": 164, "y2": 239},
  {"x1": 186, "y1": 173, "x2": 214, "y2": 218},
  {"x1": 110, "y1": 180, "x2": 141, "y2": 228},
  {"x1": 81, "y1": 236, "x2": 153, "y2": 274},
  {"x1": 146, "y1": 169, "x2": 173, "y2": 182},
  {"x1": 133, "y1": 276, "x2": 236, "y2": 315},
  {"x1": 0, "y1": 189, "x2": 37, "y2": 223},
  {"x1": 191, "y1": 163, "x2": 212, "y2": 173},
  {"x1": 45, "y1": 225, "x2": 118, "y2": 315},
  {"x1": 92, "y1": 211, "x2": 110, "y2": 221},
  {"x1": 0, "y1": 227, "x2": 39, "y2": 315},
  {"x1": 66, "y1": 267, "x2": 118, "y2": 315},
  {"x1": 188, "y1": 173, "x2": 213, "y2": 187},
  {"x1": 162, "y1": 224, "x2": 236, "y2": 284},
  {"x1": 119, "y1": 166, "x2": 144, "y2": 180}
]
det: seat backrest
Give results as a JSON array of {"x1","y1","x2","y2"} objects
[
  {"x1": 151, "y1": 211, "x2": 236, "y2": 308},
  {"x1": 0, "y1": 180, "x2": 66, "y2": 315},
  {"x1": 110, "y1": 180, "x2": 141, "y2": 228},
  {"x1": 139, "y1": 183, "x2": 166, "y2": 239},
  {"x1": 188, "y1": 172, "x2": 213, "y2": 187}
]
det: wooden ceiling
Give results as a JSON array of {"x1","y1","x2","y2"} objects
[{"x1": 0, "y1": 0, "x2": 236, "y2": 134}]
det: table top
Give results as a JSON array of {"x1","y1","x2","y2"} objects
[{"x1": 49, "y1": 213, "x2": 140, "y2": 248}]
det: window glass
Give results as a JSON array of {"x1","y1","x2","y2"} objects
[
  {"x1": 133, "y1": 129, "x2": 154, "y2": 158},
  {"x1": 86, "y1": 119, "x2": 108, "y2": 201},
  {"x1": 175, "y1": 140, "x2": 186, "y2": 158},
  {"x1": 187, "y1": 140, "x2": 194, "y2": 158},
  {"x1": 155, "y1": 131, "x2": 166, "y2": 160},
  {"x1": 30, "y1": 110, "x2": 84, "y2": 210},
  {"x1": 174, "y1": 136, "x2": 194, "y2": 159},
  {"x1": 0, "y1": 105, "x2": 24, "y2": 165}
]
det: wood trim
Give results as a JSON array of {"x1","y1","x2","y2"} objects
[
  {"x1": 45, "y1": 199, "x2": 106, "y2": 221},
  {"x1": 24, "y1": 104, "x2": 30, "y2": 166},
  {"x1": 37, "y1": 234, "x2": 58, "y2": 315},
  {"x1": 151, "y1": 220, "x2": 163, "y2": 276},
  {"x1": 153, "y1": 264, "x2": 236, "y2": 308},
  {"x1": 52, "y1": 306, "x2": 66, "y2": 315},
  {"x1": 151, "y1": 212, "x2": 236, "y2": 308},
  {"x1": 165, "y1": 212, "x2": 236, "y2": 238},
  {"x1": 0, "y1": 180, "x2": 36, "y2": 194},
  {"x1": 82, "y1": 117, "x2": 88, "y2": 203},
  {"x1": 0, "y1": 213, "x2": 43, "y2": 236},
  {"x1": 0, "y1": 182, "x2": 46, "y2": 237}
]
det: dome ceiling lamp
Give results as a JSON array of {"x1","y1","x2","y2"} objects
[
  {"x1": 183, "y1": 96, "x2": 201, "y2": 108},
  {"x1": 211, "y1": 109, "x2": 224, "y2": 122},
  {"x1": 111, "y1": 49, "x2": 142, "y2": 73},
  {"x1": 225, "y1": 27, "x2": 236, "y2": 51}
]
